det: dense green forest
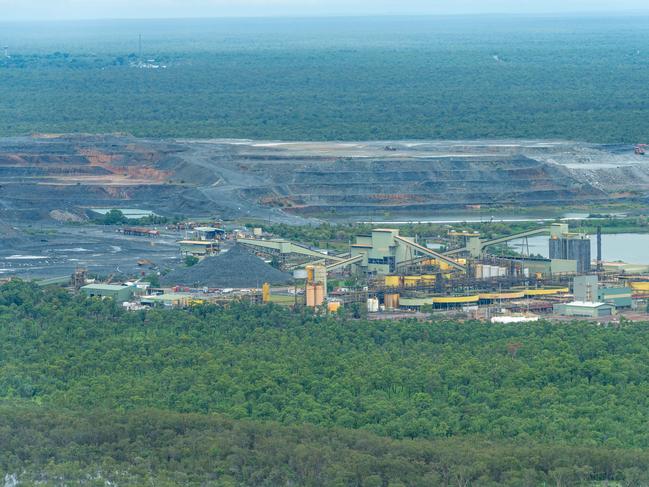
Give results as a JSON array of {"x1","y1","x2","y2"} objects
[
  {"x1": 2, "y1": 16, "x2": 649, "y2": 141},
  {"x1": 4, "y1": 281, "x2": 649, "y2": 484},
  {"x1": 5, "y1": 405, "x2": 649, "y2": 486}
]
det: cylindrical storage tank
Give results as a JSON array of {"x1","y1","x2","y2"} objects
[
  {"x1": 314, "y1": 284, "x2": 325, "y2": 306},
  {"x1": 384, "y1": 293, "x2": 400, "y2": 309},
  {"x1": 328, "y1": 301, "x2": 341, "y2": 313},
  {"x1": 385, "y1": 275, "x2": 401, "y2": 288},
  {"x1": 306, "y1": 284, "x2": 316, "y2": 307},
  {"x1": 367, "y1": 297, "x2": 379, "y2": 313},
  {"x1": 483, "y1": 265, "x2": 492, "y2": 279},
  {"x1": 475, "y1": 264, "x2": 483, "y2": 279},
  {"x1": 262, "y1": 282, "x2": 270, "y2": 303},
  {"x1": 306, "y1": 265, "x2": 315, "y2": 284}
]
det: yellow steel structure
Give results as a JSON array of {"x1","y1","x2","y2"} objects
[
  {"x1": 432, "y1": 295, "x2": 480, "y2": 304},
  {"x1": 479, "y1": 292, "x2": 525, "y2": 300},
  {"x1": 385, "y1": 276, "x2": 402, "y2": 287},
  {"x1": 522, "y1": 287, "x2": 569, "y2": 296},
  {"x1": 630, "y1": 282, "x2": 649, "y2": 291},
  {"x1": 404, "y1": 276, "x2": 422, "y2": 287}
]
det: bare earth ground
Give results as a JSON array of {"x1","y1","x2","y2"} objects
[{"x1": 1, "y1": 135, "x2": 648, "y2": 278}]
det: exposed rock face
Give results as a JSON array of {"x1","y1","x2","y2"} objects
[
  {"x1": 0, "y1": 135, "x2": 645, "y2": 223},
  {"x1": 49, "y1": 209, "x2": 86, "y2": 223}
]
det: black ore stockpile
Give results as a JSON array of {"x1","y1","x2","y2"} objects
[{"x1": 161, "y1": 245, "x2": 293, "y2": 288}]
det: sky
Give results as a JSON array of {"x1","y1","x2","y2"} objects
[{"x1": 1, "y1": 0, "x2": 648, "y2": 21}]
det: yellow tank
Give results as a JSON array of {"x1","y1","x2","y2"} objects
[
  {"x1": 630, "y1": 282, "x2": 649, "y2": 291},
  {"x1": 262, "y1": 282, "x2": 271, "y2": 303},
  {"x1": 421, "y1": 274, "x2": 436, "y2": 283},
  {"x1": 306, "y1": 284, "x2": 325, "y2": 307},
  {"x1": 384, "y1": 293, "x2": 400, "y2": 309},
  {"x1": 385, "y1": 275, "x2": 402, "y2": 287},
  {"x1": 327, "y1": 301, "x2": 341, "y2": 313}
]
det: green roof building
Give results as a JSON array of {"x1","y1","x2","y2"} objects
[{"x1": 81, "y1": 284, "x2": 135, "y2": 303}]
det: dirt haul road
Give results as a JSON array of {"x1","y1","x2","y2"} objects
[
  {"x1": 0, "y1": 135, "x2": 646, "y2": 224},
  {"x1": 1, "y1": 135, "x2": 647, "y2": 279}
]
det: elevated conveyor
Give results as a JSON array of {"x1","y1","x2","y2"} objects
[
  {"x1": 326, "y1": 254, "x2": 364, "y2": 272},
  {"x1": 237, "y1": 238, "x2": 345, "y2": 262},
  {"x1": 444, "y1": 227, "x2": 551, "y2": 258},
  {"x1": 394, "y1": 235, "x2": 466, "y2": 271}
]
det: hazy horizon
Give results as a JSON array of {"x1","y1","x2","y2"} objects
[{"x1": 1, "y1": 0, "x2": 649, "y2": 21}]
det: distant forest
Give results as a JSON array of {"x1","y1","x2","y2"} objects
[
  {"x1": 5, "y1": 282, "x2": 649, "y2": 484},
  {"x1": 2, "y1": 16, "x2": 649, "y2": 142}
]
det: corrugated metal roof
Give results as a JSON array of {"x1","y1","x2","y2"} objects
[
  {"x1": 565, "y1": 301, "x2": 609, "y2": 308},
  {"x1": 81, "y1": 284, "x2": 131, "y2": 291}
]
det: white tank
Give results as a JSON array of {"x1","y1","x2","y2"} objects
[{"x1": 367, "y1": 298, "x2": 379, "y2": 313}]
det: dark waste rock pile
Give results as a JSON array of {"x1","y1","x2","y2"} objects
[{"x1": 161, "y1": 245, "x2": 293, "y2": 288}]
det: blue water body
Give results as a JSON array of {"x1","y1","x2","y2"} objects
[{"x1": 516, "y1": 233, "x2": 649, "y2": 264}]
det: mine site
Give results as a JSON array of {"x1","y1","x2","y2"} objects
[
  {"x1": 1, "y1": 134, "x2": 648, "y2": 224},
  {"x1": 1, "y1": 134, "x2": 649, "y2": 281},
  {"x1": 7, "y1": 11, "x2": 649, "y2": 485}
]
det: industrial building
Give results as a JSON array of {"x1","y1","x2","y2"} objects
[
  {"x1": 553, "y1": 301, "x2": 615, "y2": 318},
  {"x1": 598, "y1": 287, "x2": 633, "y2": 308},
  {"x1": 552, "y1": 275, "x2": 628, "y2": 318},
  {"x1": 179, "y1": 240, "x2": 219, "y2": 257},
  {"x1": 350, "y1": 228, "x2": 464, "y2": 275},
  {"x1": 573, "y1": 275, "x2": 599, "y2": 302},
  {"x1": 119, "y1": 227, "x2": 160, "y2": 238},
  {"x1": 81, "y1": 283, "x2": 135, "y2": 303},
  {"x1": 192, "y1": 226, "x2": 225, "y2": 241},
  {"x1": 573, "y1": 275, "x2": 633, "y2": 309},
  {"x1": 549, "y1": 230, "x2": 591, "y2": 274},
  {"x1": 232, "y1": 223, "x2": 599, "y2": 314}
]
